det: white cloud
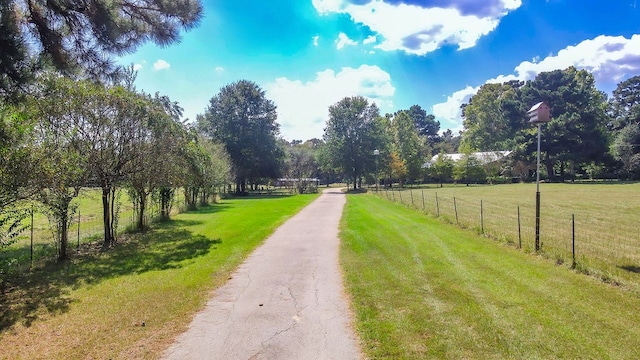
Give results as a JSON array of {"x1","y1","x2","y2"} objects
[
  {"x1": 153, "y1": 59, "x2": 171, "y2": 71},
  {"x1": 336, "y1": 32, "x2": 358, "y2": 50},
  {"x1": 432, "y1": 86, "x2": 477, "y2": 133},
  {"x1": 314, "y1": 0, "x2": 521, "y2": 55},
  {"x1": 215, "y1": 66, "x2": 225, "y2": 72},
  {"x1": 363, "y1": 35, "x2": 377, "y2": 45},
  {"x1": 313, "y1": 35, "x2": 320, "y2": 47},
  {"x1": 266, "y1": 65, "x2": 395, "y2": 141},
  {"x1": 512, "y1": 34, "x2": 640, "y2": 84},
  {"x1": 432, "y1": 34, "x2": 640, "y2": 131},
  {"x1": 133, "y1": 63, "x2": 143, "y2": 71}
]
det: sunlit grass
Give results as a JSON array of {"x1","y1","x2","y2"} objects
[
  {"x1": 341, "y1": 193, "x2": 640, "y2": 359},
  {"x1": 0, "y1": 193, "x2": 318, "y2": 359},
  {"x1": 374, "y1": 182, "x2": 640, "y2": 286}
]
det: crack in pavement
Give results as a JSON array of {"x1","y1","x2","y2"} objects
[{"x1": 161, "y1": 189, "x2": 361, "y2": 360}]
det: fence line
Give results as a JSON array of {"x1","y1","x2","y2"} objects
[
  {"x1": 374, "y1": 187, "x2": 640, "y2": 284},
  {"x1": 2, "y1": 191, "x2": 189, "y2": 276}
]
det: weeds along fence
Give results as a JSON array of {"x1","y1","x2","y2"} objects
[
  {"x1": 1, "y1": 190, "x2": 186, "y2": 276},
  {"x1": 376, "y1": 187, "x2": 640, "y2": 284}
]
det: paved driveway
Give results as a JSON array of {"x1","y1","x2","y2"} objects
[{"x1": 162, "y1": 188, "x2": 361, "y2": 360}]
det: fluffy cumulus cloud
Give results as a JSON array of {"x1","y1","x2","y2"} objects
[
  {"x1": 313, "y1": 0, "x2": 521, "y2": 55},
  {"x1": 266, "y1": 65, "x2": 395, "y2": 141},
  {"x1": 153, "y1": 59, "x2": 171, "y2": 70},
  {"x1": 336, "y1": 32, "x2": 358, "y2": 49},
  {"x1": 432, "y1": 34, "x2": 640, "y2": 131}
]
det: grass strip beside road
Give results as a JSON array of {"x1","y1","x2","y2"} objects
[
  {"x1": 0, "y1": 194, "x2": 318, "y2": 359},
  {"x1": 340, "y1": 193, "x2": 640, "y2": 359}
]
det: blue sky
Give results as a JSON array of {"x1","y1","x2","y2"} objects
[{"x1": 118, "y1": 0, "x2": 640, "y2": 141}]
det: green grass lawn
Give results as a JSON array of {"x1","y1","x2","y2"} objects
[
  {"x1": 341, "y1": 193, "x2": 640, "y2": 359},
  {"x1": 0, "y1": 193, "x2": 318, "y2": 359},
  {"x1": 375, "y1": 182, "x2": 640, "y2": 286}
]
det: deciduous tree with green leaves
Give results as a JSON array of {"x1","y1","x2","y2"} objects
[
  {"x1": 29, "y1": 74, "x2": 90, "y2": 260},
  {"x1": 322, "y1": 96, "x2": 388, "y2": 190},
  {"x1": 428, "y1": 151, "x2": 454, "y2": 187},
  {"x1": 520, "y1": 67, "x2": 610, "y2": 181},
  {"x1": 610, "y1": 75, "x2": 640, "y2": 179},
  {"x1": 392, "y1": 111, "x2": 426, "y2": 186},
  {"x1": 0, "y1": 102, "x2": 35, "y2": 248},
  {"x1": 198, "y1": 80, "x2": 283, "y2": 194}
]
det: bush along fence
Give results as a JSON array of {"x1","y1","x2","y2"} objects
[{"x1": 374, "y1": 187, "x2": 640, "y2": 287}]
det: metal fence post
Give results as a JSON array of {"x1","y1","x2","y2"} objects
[
  {"x1": 480, "y1": 200, "x2": 484, "y2": 234},
  {"x1": 454, "y1": 197, "x2": 459, "y2": 225},
  {"x1": 517, "y1": 206, "x2": 522, "y2": 249},
  {"x1": 30, "y1": 205, "x2": 34, "y2": 269},
  {"x1": 572, "y1": 214, "x2": 576, "y2": 268}
]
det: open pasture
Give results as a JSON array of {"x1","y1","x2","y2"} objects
[{"x1": 376, "y1": 182, "x2": 640, "y2": 286}]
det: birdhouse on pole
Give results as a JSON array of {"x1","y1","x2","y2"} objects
[{"x1": 527, "y1": 101, "x2": 551, "y2": 124}]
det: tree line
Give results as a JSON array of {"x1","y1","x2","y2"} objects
[
  {"x1": 1, "y1": 71, "x2": 231, "y2": 260},
  {"x1": 319, "y1": 67, "x2": 640, "y2": 189}
]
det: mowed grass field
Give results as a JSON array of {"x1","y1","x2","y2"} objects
[
  {"x1": 376, "y1": 182, "x2": 640, "y2": 286},
  {"x1": 0, "y1": 194, "x2": 318, "y2": 359},
  {"x1": 340, "y1": 193, "x2": 640, "y2": 359}
]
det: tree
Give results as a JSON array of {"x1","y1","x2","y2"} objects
[
  {"x1": 612, "y1": 122, "x2": 640, "y2": 179},
  {"x1": 127, "y1": 92, "x2": 187, "y2": 229},
  {"x1": 434, "y1": 129, "x2": 461, "y2": 154},
  {"x1": 66, "y1": 80, "x2": 149, "y2": 247},
  {"x1": 180, "y1": 133, "x2": 231, "y2": 209},
  {"x1": 392, "y1": 111, "x2": 426, "y2": 186},
  {"x1": 322, "y1": 96, "x2": 387, "y2": 190},
  {"x1": 405, "y1": 104, "x2": 440, "y2": 148},
  {"x1": 520, "y1": 67, "x2": 610, "y2": 181},
  {"x1": 610, "y1": 75, "x2": 640, "y2": 179},
  {"x1": 428, "y1": 152, "x2": 454, "y2": 187},
  {"x1": 461, "y1": 81, "x2": 524, "y2": 151},
  {"x1": 198, "y1": 80, "x2": 283, "y2": 194},
  {"x1": 453, "y1": 151, "x2": 486, "y2": 186},
  {"x1": 0, "y1": 102, "x2": 35, "y2": 248},
  {"x1": 0, "y1": 0, "x2": 203, "y2": 97},
  {"x1": 284, "y1": 141, "x2": 319, "y2": 194},
  {"x1": 609, "y1": 75, "x2": 640, "y2": 130},
  {"x1": 29, "y1": 74, "x2": 89, "y2": 260}
]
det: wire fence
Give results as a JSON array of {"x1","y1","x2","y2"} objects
[
  {"x1": 375, "y1": 187, "x2": 640, "y2": 286},
  {"x1": 1, "y1": 193, "x2": 185, "y2": 277}
]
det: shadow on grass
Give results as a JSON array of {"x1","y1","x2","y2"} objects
[
  {"x1": 619, "y1": 265, "x2": 640, "y2": 273},
  {"x1": 229, "y1": 194, "x2": 294, "y2": 200},
  {"x1": 0, "y1": 226, "x2": 220, "y2": 331},
  {"x1": 183, "y1": 204, "x2": 232, "y2": 215}
]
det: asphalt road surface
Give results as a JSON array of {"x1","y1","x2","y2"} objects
[{"x1": 162, "y1": 188, "x2": 362, "y2": 360}]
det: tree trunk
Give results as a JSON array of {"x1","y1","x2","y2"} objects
[
  {"x1": 545, "y1": 157, "x2": 554, "y2": 182},
  {"x1": 110, "y1": 187, "x2": 117, "y2": 244},
  {"x1": 58, "y1": 211, "x2": 69, "y2": 261},
  {"x1": 137, "y1": 193, "x2": 146, "y2": 230},
  {"x1": 102, "y1": 187, "x2": 112, "y2": 248}
]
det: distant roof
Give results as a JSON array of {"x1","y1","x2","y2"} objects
[{"x1": 424, "y1": 151, "x2": 512, "y2": 168}]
